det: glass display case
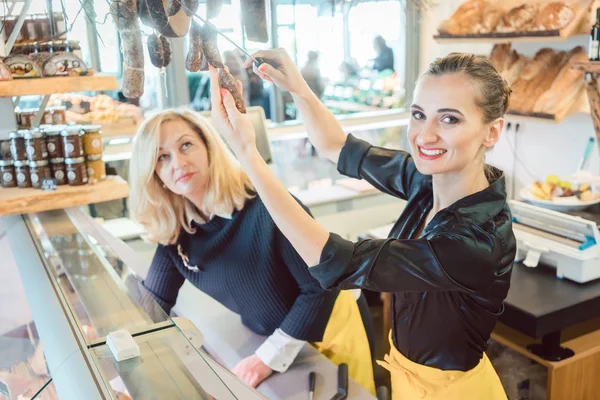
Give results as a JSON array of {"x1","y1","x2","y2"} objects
[{"x1": 1, "y1": 209, "x2": 265, "y2": 400}]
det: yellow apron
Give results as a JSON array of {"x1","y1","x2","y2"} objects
[
  {"x1": 378, "y1": 332, "x2": 506, "y2": 400},
  {"x1": 312, "y1": 290, "x2": 376, "y2": 396}
]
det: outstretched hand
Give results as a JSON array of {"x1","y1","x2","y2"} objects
[{"x1": 209, "y1": 66, "x2": 257, "y2": 159}]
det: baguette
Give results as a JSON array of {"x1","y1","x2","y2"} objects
[{"x1": 533, "y1": 48, "x2": 586, "y2": 113}]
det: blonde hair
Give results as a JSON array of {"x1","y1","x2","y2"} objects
[{"x1": 129, "y1": 108, "x2": 255, "y2": 245}]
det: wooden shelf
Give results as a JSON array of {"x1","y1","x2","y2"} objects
[
  {"x1": 572, "y1": 61, "x2": 600, "y2": 74},
  {"x1": 0, "y1": 75, "x2": 119, "y2": 97},
  {"x1": 506, "y1": 89, "x2": 590, "y2": 123},
  {"x1": 435, "y1": 0, "x2": 591, "y2": 44},
  {"x1": 0, "y1": 175, "x2": 129, "y2": 217},
  {"x1": 434, "y1": 32, "x2": 587, "y2": 45}
]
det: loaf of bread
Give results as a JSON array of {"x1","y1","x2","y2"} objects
[
  {"x1": 535, "y1": 1, "x2": 574, "y2": 31},
  {"x1": 522, "y1": 50, "x2": 569, "y2": 111},
  {"x1": 509, "y1": 48, "x2": 555, "y2": 111},
  {"x1": 496, "y1": 4, "x2": 539, "y2": 33},
  {"x1": 438, "y1": 0, "x2": 489, "y2": 35},
  {"x1": 534, "y1": 47, "x2": 586, "y2": 113}
]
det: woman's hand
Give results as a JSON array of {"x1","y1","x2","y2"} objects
[
  {"x1": 243, "y1": 49, "x2": 311, "y2": 97},
  {"x1": 232, "y1": 354, "x2": 274, "y2": 388},
  {"x1": 209, "y1": 66, "x2": 257, "y2": 160}
]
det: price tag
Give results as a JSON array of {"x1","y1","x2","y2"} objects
[{"x1": 41, "y1": 177, "x2": 57, "y2": 191}]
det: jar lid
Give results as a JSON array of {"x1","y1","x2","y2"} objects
[
  {"x1": 65, "y1": 157, "x2": 85, "y2": 165},
  {"x1": 43, "y1": 125, "x2": 65, "y2": 136},
  {"x1": 50, "y1": 157, "x2": 65, "y2": 164},
  {"x1": 86, "y1": 154, "x2": 103, "y2": 161},
  {"x1": 17, "y1": 129, "x2": 30, "y2": 135},
  {"x1": 61, "y1": 126, "x2": 82, "y2": 136},
  {"x1": 29, "y1": 160, "x2": 49, "y2": 167},
  {"x1": 24, "y1": 129, "x2": 44, "y2": 139},
  {"x1": 8, "y1": 131, "x2": 21, "y2": 139},
  {"x1": 81, "y1": 124, "x2": 102, "y2": 132},
  {"x1": 0, "y1": 159, "x2": 14, "y2": 166},
  {"x1": 13, "y1": 160, "x2": 28, "y2": 167}
]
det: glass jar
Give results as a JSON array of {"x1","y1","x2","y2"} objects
[
  {"x1": 61, "y1": 125, "x2": 83, "y2": 158},
  {"x1": 86, "y1": 154, "x2": 106, "y2": 181},
  {"x1": 52, "y1": 106, "x2": 66, "y2": 125},
  {"x1": 43, "y1": 125, "x2": 64, "y2": 159},
  {"x1": 50, "y1": 158, "x2": 67, "y2": 185},
  {"x1": 9, "y1": 131, "x2": 26, "y2": 161},
  {"x1": 29, "y1": 159, "x2": 51, "y2": 189},
  {"x1": 0, "y1": 160, "x2": 17, "y2": 188},
  {"x1": 24, "y1": 128, "x2": 48, "y2": 161},
  {"x1": 65, "y1": 157, "x2": 88, "y2": 186},
  {"x1": 14, "y1": 160, "x2": 31, "y2": 188},
  {"x1": 81, "y1": 125, "x2": 103, "y2": 155},
  {"x1": 0, "y1": 139, "x2": 12, "y2": 160},
  {"x1": 19, "y1": 109, "x2": 36, "y2": 128}
]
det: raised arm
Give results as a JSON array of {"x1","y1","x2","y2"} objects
[{"x1": 243, "y1": 49, "x2": 346, "y2": 164}]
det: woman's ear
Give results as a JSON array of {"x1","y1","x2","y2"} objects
[{"x1": 483, "y1": 118, "x2": 504, "y2": 149}]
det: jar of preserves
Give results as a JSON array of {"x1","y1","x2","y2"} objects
[
  {"x1": 81, "y1": 125, "x2": 103, "y2": 155},
  {"x1": 52, "y1": 106, "x2": 66, "y2": 125},
  {"x1": 29, "y1": 159, "x2": 51, "y2": 188},
  {"x1": 0, "y1": 160, "x2": 16, "y2": 188},
  {"x1": 24, "y1": 128, "x2": 48, "y2": 161},
  {"x1": 9, "y1": 131, "x2": 26, "y2": 160},
  {"x1": 65, "y1": 157, "x2": 88, "y2": 186},
  {"x1": 86, "y1": 154, "x2": 106, "y2": 181},
  {"x1": 14, "y1": 160, "x2": 31, "y2": 188},
  {"x1": 61, "y1": 125, "x2": 83, "y2": 158},
  {"x1": 19, "y1": 109, "x2": 36, "y2": 128},
  {"x1": 50, "y1": 158, "x2": 67, "y2": 185},
  {"x1": 43, "y1": 125, "x2": 64, "y2": 159},
  {"x1": 0, "y1": 139, "x2": 12, "y2": 160}
]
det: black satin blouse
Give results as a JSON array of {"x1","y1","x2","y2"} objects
[{"x1": 310, "y1": 134, "x2": 516, "y2": 371}]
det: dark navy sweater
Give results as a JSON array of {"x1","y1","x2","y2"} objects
[{"x1": 143, "y1": 195, "x2": 339, "y2": 341}]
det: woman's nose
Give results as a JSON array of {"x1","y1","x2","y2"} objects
[
  {"x1": 416, "y1": 122, "x2": 438, "y2": 145},
  {"x1": 171, "y1": 151, "x2": 188, "y2": 170}
]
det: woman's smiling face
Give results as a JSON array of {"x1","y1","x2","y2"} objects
[{"x1": 408, "y1": 73, "x2": 492, "y2": 176}]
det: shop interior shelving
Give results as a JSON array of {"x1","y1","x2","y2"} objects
[
  {"x1": 434, "y1": 0, "x2": 592, "y2": 44},
  {"x1": 0, "y1": 175, "x2": 129, "y2": 217},
  {"x1": 0, "y1": 1, "x2": 130, "y2": 217},
  {"x1": 0, "y1": 74, "x2": 119, "y2": 97}
]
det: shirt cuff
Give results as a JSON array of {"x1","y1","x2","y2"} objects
[
  {"x1": 255, "y1": 329, "x2": 306, "y2": 373},
  {"x1": 337, "y1": 133, "x2": 372, "y2": 179}
]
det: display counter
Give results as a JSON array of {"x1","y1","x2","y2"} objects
[
  {"x1": 1, "y1": 208, "x2": 265, "y2": 399},
  {"x1": 1, "y1": 207, "x2": 376, "y2": 400}
]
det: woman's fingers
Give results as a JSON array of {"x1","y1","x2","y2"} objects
[{"x1": 208, "y1": 66, "x2": 222, "y2": 107}]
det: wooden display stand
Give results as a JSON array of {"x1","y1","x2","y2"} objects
[
  {"x1": 572, "y1": 62, "x2": 600, "y2": 150},
  {"x1": 0, "y1": 176, "x2": 129, "y2": 217}
]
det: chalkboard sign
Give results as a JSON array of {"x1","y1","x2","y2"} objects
[{"x1": 41, "y1": 177, "x2": 57, "y2": 191}]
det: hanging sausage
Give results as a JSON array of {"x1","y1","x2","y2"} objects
[
  {"x1": 240, "y1": 0, "x2": 268, "y2": 43},
  {"x1": 200, "y1": 24, "x2": 224, "y2": 68},
  {"x1": 206, "y1": 0, "x2": 223, "y2": 20},
  {"x1": 111, "y1": 0, "x2": 144, "y2": 98},
  {"x1": 185, "y1": 21, "x2": 204, "y2": 72},
  {"x1": 220, "y1": 68, "x2": 247, "y2": 113},
  {"x1": 148, "y1": 33, "x2": 172, "y2": 68}
]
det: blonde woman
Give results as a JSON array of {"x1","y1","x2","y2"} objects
[{"x1": 128, "y1": 109, "x2": 375, "y2": 392}]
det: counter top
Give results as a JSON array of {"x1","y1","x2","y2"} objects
[
  {"x1": 173, "y1": 283, "x2": 376, "y2": 400},
  {"x1": 501, "y1": 263, "x2": 600, "y2": 338}
]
